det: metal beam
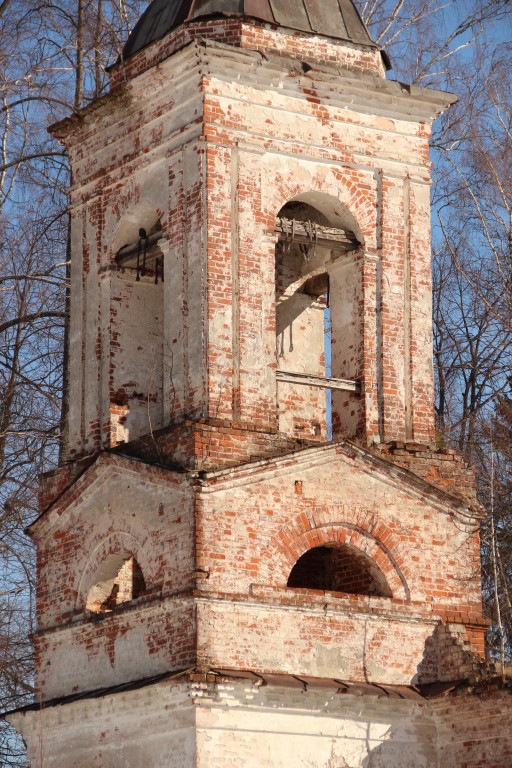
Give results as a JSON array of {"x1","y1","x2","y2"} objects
[
  {"x1": 116, "y1": 232, "x2": 163, "y2": 270},
  {"x1": 277, "y1": 370, "x2": 360, "y2": 393},
  {"x1": 275, "y1": 218, "x2": 360, "y2": 253}
]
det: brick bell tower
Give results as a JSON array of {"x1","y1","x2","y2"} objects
[{"x1": 8, "y1": 2, "x2": 494, "y2": 766}]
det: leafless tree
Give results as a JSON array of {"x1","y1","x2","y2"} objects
[
  {"x1": 475, "y1": 398, "x2": 512, "y2": 667},
  {"x1": 358, "y1": 0, "x2": 512, "y2": 662},
  {"x1": 0, "y1": 1, "x2": 147, "y2": 761},
  {"x1": 356, "y1": 0, "x2": 512, "y2": 85}
]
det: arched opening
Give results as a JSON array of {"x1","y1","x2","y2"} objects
[
  {"x1": 110, "y1": 206, "x2": 166, "y2": 446},
  {"x1": 86, "y1": 552, "x2": 146, "y2": 614},
  {"x1": 112, "y1": 204, "x2": 164, "y2": 260},
  {"x1": 287, "y1": 544, "x2": 392, "y2": 598},
  {"x1": 274, "y1": 193, "x2": 363, "y2": 441},
  {"x1": 115, "y1": 217, "x2": 164, "y2": 283}
]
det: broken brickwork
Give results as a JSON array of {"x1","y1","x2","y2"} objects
[
  {"x1": 8, "y1": 5, "x2": 510, "y2": 767},
  {"x1": 50, "y1": 17, "x2": 450, "y2": 461}
]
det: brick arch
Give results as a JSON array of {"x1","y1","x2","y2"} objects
[
  {"x1": 76, "y1": 531, "x2": 153, "y2": 607},
  {"x1": 262, "y1": 159, "x2": 377, "y2": 247},
  {"x1": 274, "y1": 517, "x2": 410, "y2": 600},
  {"x1": 111, "y1": 202, "x2": 166, "y2": 255}
]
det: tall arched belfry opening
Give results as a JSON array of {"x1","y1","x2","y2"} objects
[{"x1": 7, "y1": 2, "x2": 511, "y2": 766}]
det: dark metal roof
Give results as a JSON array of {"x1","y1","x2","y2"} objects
[
  {"x1": 3, "y1": 668, "x2": 426, "y2": 716},
  {"x1": 123, "y1": 0, "x2": 379, "y2": 59}
]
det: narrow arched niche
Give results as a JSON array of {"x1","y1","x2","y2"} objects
[
  {"x1": 287, "y1": 543, "x2": 392, "y2": 598},
  {"x1": 86, "y1": 552, "x2": 146, "y2": 614},
  {"x1": 110, "y1": 205, "x2": 166, "y2": 447},
  {"x1": 275, "y1": 193, "x2": 363, "y2": 440}
]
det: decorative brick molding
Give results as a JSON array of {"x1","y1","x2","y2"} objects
[{"x1": 275, "y1": 515, "x2": 409, "y2": 599}]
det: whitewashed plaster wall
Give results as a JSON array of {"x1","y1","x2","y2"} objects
[{"x1": 9, "y1": 679, "x2": 437, "y2": 768}]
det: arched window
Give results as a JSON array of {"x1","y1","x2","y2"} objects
[
  {"x1": 86, "y1": 552, "x2": 146, "y2": 614},
  {"x1": 287, "y1": 543, "x2": 391, "y2": 598},
  {"x1": 274, "y1": 193, "x2": 363, "y2": 441}
]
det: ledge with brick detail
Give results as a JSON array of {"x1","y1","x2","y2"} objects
[
  {"x1": 38, "y1": 455, "x2": 95, "y2": 517},
  {"x1": 9, "y1": 666, "x2": 512, "y2": 718},
  {"x1": 29, "y1": 589, "x2": 490, "y2": 695},
  {"x1": 371, "y1": 441, "x2": 480, "y2": 510},
  {"x1": 116, "y1": 418, "x2": 316, "y2": 472},
  {"x1": 37, "y1": 431, "x2": 482, "y2": 519},
  {"x1": 7, "y1": 666, "x2": 512, "y2": 768},
  {"x1": 106, "y1": 18, "x2": 386, "y2": 91}
]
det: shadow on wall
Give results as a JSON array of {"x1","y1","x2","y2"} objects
[
  {"x1": 413, "y1": 622, "x2": 492, "y2": 686},
  {"x1": 303, "y1": 625, "x2": 495, "y2": 768},
  {"x1": 359, "y1": 719, "x2": 437, "y2": 767},
  {"x1": 302, "y1": 718, "x2": 437, "y2": 767}
]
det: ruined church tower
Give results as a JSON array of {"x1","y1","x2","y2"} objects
[{"x1": 8, "y1": 2, "x2": 509, "y2": 766}]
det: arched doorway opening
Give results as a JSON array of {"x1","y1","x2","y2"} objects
[{"x1": 275, "y1": 193, "x2": 363, "y2": 440}]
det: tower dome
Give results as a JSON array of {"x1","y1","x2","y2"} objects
[{"x1": 123, "y1": 0, "x2": 380, "y2": 59}]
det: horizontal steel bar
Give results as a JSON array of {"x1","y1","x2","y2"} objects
[{"x1": 277, "y1": 370, "x2": 361, "y2": 393}]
